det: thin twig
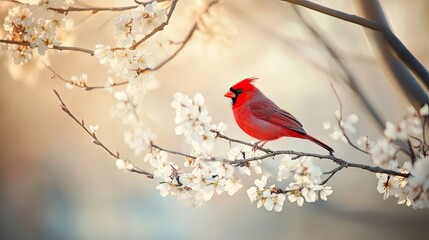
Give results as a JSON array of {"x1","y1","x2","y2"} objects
[
  {"x1": 130, "y1": 0, "x2": 178, "y2": 50},
  {"x1": 321, "y1": 166, "x2": 343, "y2": 185},
  {"x1": 211, "y1": 130, "x2": 273, "y2": 154},
  {"x1": 49, "y1": 5, "x2": 138, "y2": 14},
  {"x1": 0, "y1": 39, "x2": 94, "y2": 55},
  {"x1": 328, "y1": 80, "x2": 368, "y2": 154},
  {"x1": 152, "y1": 23, "x2": 198, "y2": 71},
  {"x1": 407, "y1": 139, "x2": 417, "y2": 165},
  {"x1": 45, "y1": 63, "x2": 128, "y2": 90},
  {"x1": 151, "y1": 143, "x2": 198, "y2": 160},
  {"x1": 423, "y1": 117, "x2": 428, "y2": 145},
  {"x1": 52, "y1": 89, "x2": 153, "y2": 178}
]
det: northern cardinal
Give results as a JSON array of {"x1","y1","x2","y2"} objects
[{"x1": 224, "y1": 77, "x2": 334, "y2": 154}]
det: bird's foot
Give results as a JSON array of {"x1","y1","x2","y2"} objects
[{"x1": 252, "y1": 141, "x2": 267, "y2": 152}]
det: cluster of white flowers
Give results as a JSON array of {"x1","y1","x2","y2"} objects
[
  {"x1": 246, "y1": 156, "x2": 333, "y2": 212},
  {"x1": 146, "y1": 147, "x2": 243, "y2": 208},
  {"x1": 277, "y1": 156, "x2": 333, "y2": 207},
  {"x1": 93, "y1": 3, "x2": 168, "y2": 143},
  {"x1": 65, "y1": 74, "x2": 88, "y2": 89},
  {"x1": 171, "y1": 92, "x2": 227, "y2": 154},
  {"x1": 134, "y1": 92, "x2": 256, "y2": 208},
  {"x1": 327, "y1": 104, "x2": 428, "y2": 209},
  {"x1": 375, "y1": 155, "x2": 429, "y2": 209},
  {"x1": 94, "y1": 2, "x2": 167, "y2": 95},
  {"x1": 94, "y1": 45, "x2": 156, "y2": 86},
  {"x1": 227, "y1": 145, "x2": 262, "y2": 176},
  {"x1": 2, "y1": 1, "x2": 72, "y2": 64},
  {"x1": 113, "y1": 2, "x2": 167, "y2": 48},
  {"x1": 369, "y1": 105, "x2": 428, "y2": 206},
  {"x1": 247, "y1": 176, "x2": 286, "y2": 212},
  {"x1": 115, "y1": 158, "x2": 136, "y2": 173}
]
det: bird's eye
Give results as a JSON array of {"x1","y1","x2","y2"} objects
[{"x1": 236, "y1": 89, "x2": 243, "y2": 94}]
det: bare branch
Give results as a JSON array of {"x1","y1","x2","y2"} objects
[
  {"x1": 48, "y1": 5, "x2": 137, "y2": 14},
  {"x1": 211, "y1": 130, "x2": 273, "y2": 154},
  {"x1": 152, "y1": 23, "x2": 197, "y2": 71},
  {"x1": 151, "y1": 143, "x2": 198, "y2": 160},
  {"x1": 353, "y1": 0, "x2": 428, "y2": 110},
  {"x1": 408, "y1": 139, "x2": 417, "y2": 164},
  {"x1": 321, "y1": 166, "x2": 343, "y2": 185},
  {"x1": 279, "y1": 0, "x2": 428, "y2": 90},
  {"x1": 52, "y1": 89, "x2": 153, "y2": 178},
  {"x1": 328, "y1": 81, "x2": 369, "y2": 154},
  {"x1": 45, "y1": 63, "x2": 128, "y2": 90},
  {"x1": 292, "y1": 6, "x2": 385, "y2": 130}
]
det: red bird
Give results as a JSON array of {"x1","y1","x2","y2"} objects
[{"x1": 224, "y1": 77, "x2": 334, "y2": 154}]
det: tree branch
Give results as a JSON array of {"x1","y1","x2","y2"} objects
[
  {"x1": 352, "y1": 0, "x2": 428, "y2": 110},
  {"x1": 52, "y1": 89, "x2": 153, "y2": 178},
  {"x1": 48, "y1": 0, "x2": 170, "y2": 14},
  {"x1": 292, "y1": 6, "x2": 385, "y2": 130},
  {"x1": 0, "y1": 39, "x2": 94, "y2": 55},
  {"x1": 154, "y1": 129, "x2": 410, "y2": 179},
  {"x1": 328, "y1": 80, "x2": 369, "y2": 154},
  {"x1": 130, "y1": 0, "x2": 178, "y2": 50},
  {"x1": 321, "y1": 166, "x2": 343, "y2": 185},
  {"x1": 222, "y1": 147, "x2": 409, "y2": 178},
  {"x1": 48, "y1": 5, "x2": 138, "y2": 14},
  {"x1": 279, "y1": 0, "x2": 428, "y2": 90}
]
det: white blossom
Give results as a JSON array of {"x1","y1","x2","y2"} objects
[
  {"x1": 384, "y1": 121, "x2": 407, "y2": 140},
  {"x1": 115, "y1": 159, "x2": 135, "y2": 172},
  {"x1": 408, "y1": 156, "x2": 429, "y2": 209},
  {"x1": 89, "y1": 124, "x2": 98, "y2": 134},
  {"x1": 278, "y1": 156, "x2": 333, "y2": 206},
  {"x1": 113, "y1": 2, "x2": 167, "y2": 48},
  {"x1": 324, "y1": 112, "x2": 359, "y2": 142},
  {"x1": 369, "y1": 139, "x2": 396, "y2": 167},
  {"x1": 94, "y1": 44, "x2": 113, "y2": 64},
  {"x1": 376, "y1": 173, "x2": 399, "y2": 200},
  {"x1": 419, "y1": 104, "x2": 428, "y2": 116},
  {"x1": 247, "y1": 176, "x2": 286, "y2": 212},
  {"x1": 172, "y1": 92, "x2": 225, "y2": 155},
  {"x1": 124, "y1": 127, "x2": 155, "y2": 156},
  {"x1": 318, "y1": 185, "x2": 333, "y2": 201},
  {"x1": 287, "y1": 187, "x2": 305, "y2": 207},
  {"x1": 3, "y1": 4, "x2": 67, "y2": 61},
  {"x1": 227, "y1": 145, "x2": 262, "y2": 176}
]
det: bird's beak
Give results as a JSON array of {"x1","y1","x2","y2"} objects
[{"x1": 224, "y1": 90, "x2": 235, "y2": 99}]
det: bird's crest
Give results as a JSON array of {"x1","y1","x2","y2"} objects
[{"x1": 231, "y1": 77, "x2": 258, "y2": 90}]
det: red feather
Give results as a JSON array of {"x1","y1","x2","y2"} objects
[{"x1": 225, "y1": 78, "x2": 334, "y2": 153}]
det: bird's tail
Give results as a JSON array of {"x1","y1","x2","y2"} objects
[{"x1": 304, "y1": 134, "x2": 334, "y2": 154}]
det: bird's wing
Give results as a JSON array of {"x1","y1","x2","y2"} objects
[{"x1": 249, "y1": 100, "x2": 306, "y2": 135}]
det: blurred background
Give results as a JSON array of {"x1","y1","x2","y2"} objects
[{"x1": 0, "y1": 0, "x2": 428, "y2": 239}]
